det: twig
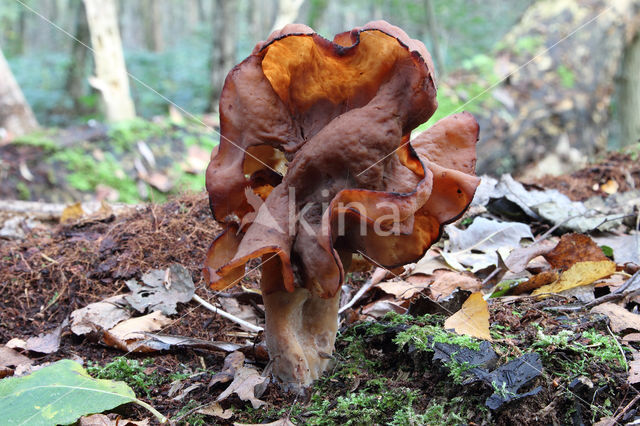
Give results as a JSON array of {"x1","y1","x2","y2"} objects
[
  {"x1": 610, "y1": 393, "x2": 640, "y2": 425},
  {"x1": 192, "y1": 293, "x2": 263, "y2": 333},
  {"x1": 545, "y1": 270, "x2": 640, "y2": 312},
  {"x1": 339, "y1": 267, "x2": 387, "y2": 314},
  {"x1": 606, "y1": 324, "x2": 628, "y2": 372}
]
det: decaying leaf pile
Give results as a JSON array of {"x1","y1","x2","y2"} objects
[{"x1": 1, "y1": 151, "x2": 640, "y2": 425}]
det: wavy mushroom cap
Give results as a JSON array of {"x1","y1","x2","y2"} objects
[{"x1": 204, "y1": 21, "x2": 479, "y2": 299}]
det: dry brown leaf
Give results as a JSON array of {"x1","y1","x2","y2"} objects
[
  {"x1": 216, "y1": 366, "x2": 267, "y2": 409},
  {"x1": 183, "y1": 145, "x2": 211, "y2": 174},
  {"x1": 143, "y1": 172, "x2": 173, "y2": 192},
  {"x1": 210, "y1": 351, "x2": 246, "y2": 387},
  {"x1": 504, "y1": 240, "x2": 556, "y2": 273},
  {"x1": 60, "y1": 202, "x2": 84, "y2": 223},
  {"x1": 78, "y1": 414, "x2": 149, "y2": 426},
  {"x1": 197, "y1": 401, "x2": 233, "y2": 419},
  {"x1": 512, "y1": 270, "x2": 559, "y2": 295},
  {"x1": 591, "y1": 303, "x2": 640, "y2": 333},
  {"x1": 429, "y1": 270, "x2": 482, "y2": 300},
  {"x1": 103, "y1": 311, "x2": 172, "y2": 352},
  {"x1": 376, "y1": 280, "x2": 431, "y2": 300},
  {"x1": 70, "y1": 294, "x2": 131, "y2": 336},
  {"x1": 443, "y1": 292, "x2": 492, "y2": 341},
  {"x1": 622, "y1": 333, "x2": 640, "y2": 342},
  {"x1": 544, "y1": 233, "x2": 610, "y2": 271},
  {"x1": 628, "y1": 352, "x2": 640, "y2": 384},
  {"x1": 361, "y1": 298, "x2": 407, "y2": 318},
  {"x1": 24, "y1": 318, "x2": 68, "y2": 354},
  {"x1": 532, "y1": 261, "x2": 616, "y2": 296},
  {"x1": 0, "y1": 346, "x2": 32, "y2": 378}
]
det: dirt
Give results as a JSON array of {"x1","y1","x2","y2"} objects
[{"x1": 1, "y1": 153, "x2": 639, "y2": 424}]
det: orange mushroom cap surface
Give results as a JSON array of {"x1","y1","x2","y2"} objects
[{"x1": 204, "y1": 20, "x2": 480, "y2": 299}]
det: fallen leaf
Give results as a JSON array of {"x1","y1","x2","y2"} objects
[
  {"x1": 532, "y1": 261, "x2": 616, "y2": 296},
  {"x1": 628, "y1": 352, "x2": 640, "y2": 384},
  {"x1": 444, "y1": 292, "x2": 492, "y2": 341},
  {"x1": 428, "y1": 270, "x2": 482, "y2": 300},
  {"x1": 197, "y1": 401, "x2": 233, "y2": 420},
  {"x1": 362, "y1": 298, "x2": 407, "y2": 318},
  {"x1": 70, "y1": 294, "x2": 131, "y2": 336},
  {"x1": 125, "y1": 264, "x2": 195, "y2": 315},
  {"x1": 140, "y1": 333, "x2": 241, "y2": 353},
  {"x1": 143, "y1": 172, "x2": 173, "y2": 192},
  {"x1": 78, "y1": 414, "x2": 149, "y2": 426},
  {"x1": 512, "y1": 271, "x2": 559, "y2": 295},
  {"x1": 376, "y1": 280, "x2": 431, "y2": 300},
  {"x1": 622, "y1": 333, "x2": 640, "y2": 342},
  {"x1": 0, "y1": 346, "x2": 32, "y2": 378},
  {"x1": 591, "y1": 303, "x2": 640, "y2": 333},
  {"x1": 216, "y1": 366, "x2": 267, "y2": 409},
  {"x1": 25, "y1": 318, "x2": 68, "y2": 354},
  {"x1": 544, "y1": 233, "x2": 610, "y2": 270},
  {"x1": 411, "y1": 250, "x2": 451, "y2": 275},
  {"x1": 60, "y1": 202, "x2": 85, "y2": 223},
  {"x1": 504, "y1": 240, "x2": 556, "y2": 273},
  {"x1": 593, "y1": 232, "x2": 640, "y2": 265},
  {"x1": 601, "y1": 179, "x2": 619, "y2": 195},
  {"x1": 442, "y1": 217, "x2": 533, "y2": 272},
  {"x1": 210, "y1": 351, "x2": 246, "y2": 388},
  {"x1": 183, "y1": 145, "x2": 211, "y2": 174},
  {"x1": 103, "y1": 311, "x2": 172, "y2": 352}
]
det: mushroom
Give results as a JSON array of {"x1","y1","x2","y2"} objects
[{"x1": 204, "y1": 20, "x2": 480, "y2": 390}]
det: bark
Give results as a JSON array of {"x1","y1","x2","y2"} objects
[
  {"x1": 209, "y1": 0, "x2": 237, "y2": 112},
  {"x1": 83, "y1": 0, "x2": 136, "y2": 122},
  {"x1": 65, "y1": 0, "x2": 91, "y2": 111},
  {"x1": 619, "y1": 32, "x2": 640, "y2": 147},
  {"x1": 271, "y1": 0, "x2": 304, "y2": 33},
  {"x1": 0, "y1": 48, "x2": 38, "y2": 138},
  {"x1": 424, "y1": 0, "x2": 445, "y2": 76},
  {"x1": 471, "y1": 0, "x2": 640, "y2": 177},
  {"x1": 144, "y1": 0, "x2": 164, "y2": 52}
]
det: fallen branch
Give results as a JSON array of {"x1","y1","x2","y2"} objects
[{"x1": 192, "y1": 293, "x2": 263, "y2": 333}]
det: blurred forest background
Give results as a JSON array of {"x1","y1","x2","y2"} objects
[{"x1": 0, "y1": 0, "x2": 639, "y2": 204}]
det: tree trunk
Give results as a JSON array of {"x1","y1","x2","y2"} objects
[
  {"x1": 209, "y1": 0, "x2": 237, "y2": 112},
  {"x1": 424, "y1": 0, "x2": 445, "y2": 76},
  {"x1": 83, "y1": 0, "x2": 136, "y2": 122},
  {"x1": 619, "y1": 32, "x2": 640, "y2": 147},
  {"x1": 470, "y1": 0, "x2": 640, "y2": 177},
  {"x1": 0, "y1": 48, "x2": 39, "y2": 138},
  {"x1": 144, "y1": 0, "x2": 164, "y2": 52},
  {"x1": 65, "y1": 0, "x2": 91, "y2": 111},
  {"x1": 271, "y1": 0, "x2": 304, "y2": 33}
]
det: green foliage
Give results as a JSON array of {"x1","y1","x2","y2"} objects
[
  {"x1": 0, "y1": 359, "x2": 165, "y2": 425},
  {"x1": 557, "y1": 64, "x2": 576, "y2": 89},
  {"x1": 16, "y1": 181, "x2": 31, "y2": 200},
  {"x1": 108, "y1": 118, "x2": 164, "y2": 153},
  {"x1": 394, "y1": 323, "x2": 481, "y2": 352},
  {"x1": 87, "y1": 357, "x2": 164, "y2": 398},
  {"x1": 390, "y1": 397, "x2": 466, "y2": 426},
  {"x1": 12, "y1": 131, "x2": 58, "y2": 151},
  {"x1": 51, "y1": 148, "x2": 139, "y2": 203}
]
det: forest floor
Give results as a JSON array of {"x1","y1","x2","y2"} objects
[{"x1": 1, "y1": 143, "x2": 640, "y2": 425}]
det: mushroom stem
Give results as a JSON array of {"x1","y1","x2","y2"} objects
[{"x1": 263, "y1": 287, "x2": 340, "y2": 390}]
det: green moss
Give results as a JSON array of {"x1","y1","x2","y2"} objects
[
  {"x1": 87, "y1": 357, "x2": 164, "y2": 397},
  {"x1": 51, "y1": 148, "x2": 139, "y2": 203},
  {"x1": 394, "y1": 324, "x2": 481, "y2": 352},
  {"x1": 16, "y1": 181, "x2": 31, "y2": 200},
  {"x1": 108, "y1": 118, "x2": 165, "y2": 153},
  {"x1": 12, "y1": 130, "x2": 58, "y2": 151},
  {"x1": 557, "y1": 64, "x2": 576, "y2": 89}
]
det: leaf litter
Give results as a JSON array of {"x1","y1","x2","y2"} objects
[{"x1": 1, "y1": 153, "x2": 640, "y2": 424}]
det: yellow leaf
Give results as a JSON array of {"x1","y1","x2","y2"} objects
[
  {"x1": 444, "y1": 292, "x2": 492, "y2": 341},
  {"x1": 532, "y1": 260, "x2": 616, "y2": 296},
  {"x1": 60, "y1": 202, "x2": 84, "y2": 223}
]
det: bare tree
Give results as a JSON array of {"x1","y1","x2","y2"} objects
[
  {"x1": 83, "y1": 0, "x2": 136, "y2": 122},
  {"x1": 0, "y1": 47, "x2": 38, "y2": 137},
  {"x1": 271, "y1": 0, "x2": 304, "y2": 32},
  {"x1": 619, "y1": 33, "x2": 640, "y2": 147},
  {"x1": 209, "y1": 0, "x2": 237, "y2": 112},
  {"x1": 65, "y1": 0, "x2": 91, "y2": 111},
  {"x1": 144, "y1": 0, "x2": 164, "y2": 52}
]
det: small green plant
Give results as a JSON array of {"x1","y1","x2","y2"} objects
[
  {"x1": 446, "y1": 358, "x2": 478, "y2": 384},
  {"x1": 87, "y1": 357, "x2": 163, "y2": 397},
  {"x1": 173, "y1": 399, "x2": 206, "y2": 425},
  {"x1": 557, "y1": 64, "x2": 576, "y2": 89},
  {"x1": 16, "y1": 181, "x2": 31, "y2": 200},
  {"x1": 394, "y1": 324, "x2": 481, "y2": 352}
]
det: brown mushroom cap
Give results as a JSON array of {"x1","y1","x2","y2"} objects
[{"x1": 204, "y1": 21, "x2": 479, "y2": 299}]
